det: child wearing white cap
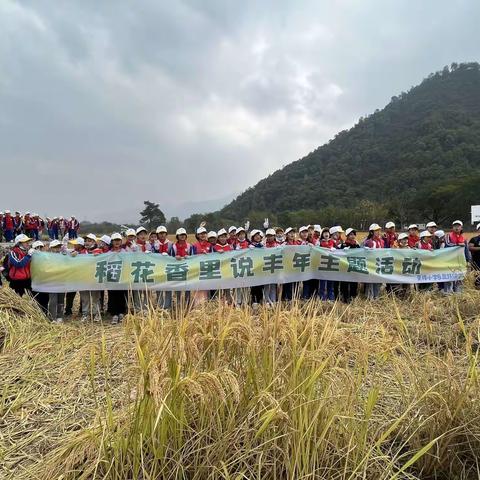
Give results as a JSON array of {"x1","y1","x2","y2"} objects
[
  {"x1": 444, "y1": 220, "x2": 471, "y2": 294},
  {"x1": 47, "y1": 240, "x2": 65, "y2": 323},
  {"x1": 468, "y1": 224, "x2": 480, "y2": 290}
]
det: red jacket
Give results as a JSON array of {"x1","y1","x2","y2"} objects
[
  {"x1": 8, "y1": 246, "x2": 31, "y2": 280},
  {"x1": 265, "y1": 240, "x2": 278, "y2": 248},
  {"x1": 194, "y1": 240, "x2": 213, "y2": 254},
  {"x1": 417, "y1": 241, "x2": 432, "y2": 251},
  {"x1": 3, "y1": 215, "x2": 13, "y2": 230},
  {"x1": 214, "y1": 243, "x2": 232, "y2": 253},
  {"x1": 320, "y1": 239, "x2": 335, "y2": 248},
  {"x1": 365, "y1": 237, "x2": 385, "y2": 249},
  {"x1": 407, "y1": 234, "x2": 419, "y2": 249},
  {"x1": 235, "y1": 239, "x2": 250, "y2": 250}
]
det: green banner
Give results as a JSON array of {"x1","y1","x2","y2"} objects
[{"x1": 30, "y1": 246, "x2": 467, "y2": 293}]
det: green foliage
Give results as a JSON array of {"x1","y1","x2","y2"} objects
[
  {"x1": 139, "y1": 201, "x2": 166, "y2": 231},
  {"x1": 195, "y1": 63, "x2": 480, "y2": 229}
]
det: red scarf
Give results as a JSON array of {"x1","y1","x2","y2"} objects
[
  {"x1": 449, "y1": 231, "x2": 465, "y2": 245},
  {"x1": 214, "y1": 243, "x2": 232, "y2": 253},
  {"x1": 321, "y1": 239, "x2": 335, "y2": 248},
  {"x1": 236, "y1": 239, "x2": 249, "y2": 249},
  {"x1": 407, "y1": 234, "x2": 419, "y2": 249},
  {"x1": 418, "y1": 241, "x2": 432, "y2": 250},
  {"x1": 175, "y1": 240, "x2": 190, "y2": 257},
  {"x1": 265, "y1": 240, "x2": 278, "y2": 248},
  {"x1": 194, "y1": 240, "x2": 211, "y2": 254}
]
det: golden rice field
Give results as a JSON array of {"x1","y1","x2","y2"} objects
[{"x1": 1, "y1": 278, "x2": 480, "y2": 479}]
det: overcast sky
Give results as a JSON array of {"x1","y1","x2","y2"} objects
[{"x1": 1, "y1": 0, "x2": 479, "y2": 222}]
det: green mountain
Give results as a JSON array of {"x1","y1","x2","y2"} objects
[{"x1": 187, "y1": 63, "x2": 480, "y2": 230}]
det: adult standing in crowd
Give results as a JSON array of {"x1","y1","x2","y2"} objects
[
  {"x1": 468, "y1": 224, "x2": 480, "y2": 289},
  {"x1": 8, "y1": 234, "x2": 34, "y2": 296}
]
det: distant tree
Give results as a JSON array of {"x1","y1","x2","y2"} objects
[
  {"x1": 167, "y1": 216, "x2": 182, "y2": 232},
  {"x1": 139, "y1": 201, "x2": 166, "y2": 231}
]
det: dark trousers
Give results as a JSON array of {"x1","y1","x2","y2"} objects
[
  {"x1": 108, "y1": 290, "x2": 127, "y2": 315},
  {"x1": 250, "y1": 285, "x2": 264, "y2": 304},
  {"x1": 4, "y1": 229, "x2": 14, "y2": 242},
  {"x1": 302, "y1": 279, "x2": 319, "y2": 300},
  {"x1": 319, "y1": 280, "x2": 335, "y2": 300},
  {"x1": 33, "y1": 291, "x2": 49, "y2": 314},
  {"x1": 281, "y1": 282, "x2": 300, "y2": 301},
  {"x1": 10, "y1": 278, "x2": 32, "y2": 296},
  {"x1": 68, "y1": 229, "x2": 77, "y2": 239},
  {"x1": 65, "y1": 291, "x2": 77, "y2": 315},
  {"x1": 340, "y1": 282, "x2": 358, "y2": 303}
]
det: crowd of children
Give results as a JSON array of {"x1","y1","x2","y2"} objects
[
  {"x1": 1, "y1": 219, "x2": 479, "y2": 325},
  {"x1": 0, "y1": 211, "x2": 79, "y2": 242}
]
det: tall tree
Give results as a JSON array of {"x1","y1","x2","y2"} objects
[{"x1": 139, "y1": 201, "x2": 166, "y2": 230}]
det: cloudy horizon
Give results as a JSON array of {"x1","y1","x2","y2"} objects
[{"x1": 1, "y1": 0, "x2": 479, "y2": 222}]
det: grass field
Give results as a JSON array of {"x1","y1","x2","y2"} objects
[{"x1": 1, "y1": 278, "x2": 480, "y2": 479}]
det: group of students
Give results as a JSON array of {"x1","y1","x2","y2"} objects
[
  {"x1": 1, "y1": 219, "x2": 479, "y2": 325},
  {"x1": 0, "y1": 210, "x2": 80, "y2": 242}
]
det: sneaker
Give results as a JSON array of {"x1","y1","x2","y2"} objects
[
  {"x1": 252, "y1": 302, "x2": 260, "y2": 313},
  {"x1": 111, "y1": 315, "x2": 119, "y2": 325},
  {"x1": 118, "y1": 314, "x2": 124, "y2": 322},
  {"x1": 94, "y1": 314, "x2": 102, "y2": 323},
  {"x1": 55, "y1": 318, "x2": 63, "y2": 324},
  {"x1": 81, "y1": 315, "x2": 88, "y2": 323}
]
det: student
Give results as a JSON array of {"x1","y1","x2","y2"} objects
[
  {"x1": 318, "y1": 228, "x2": 336, "y2": 301},
  {"x1": 275, "y1": 227, "x2": 286, "y2": 245},
  {"x1": 3, "y1": 211, "x2": 15, "y2": 243},
  {"x1": 31, "y1": 240, "x2": 49, "y2": 313},
  {"x1": 468, "y1": 224, "x2": 480, "y2": 290},
  {"x1": 64, "y1": 237, "x2": 86, "y2": 317},
  {"x1": 108, "y1": 233, "x2": 128, "y2": 324},
  {"x1": 329, "y1": 226, "x2": 344, "y2": 300},
  {"x1": 444, "y1": 220, "x2": 471, "y2": 294},
  {"x1": 407, "y1": 224, "x2": 420, "y2": 249},
  {"x1": 249, "y1": 229, "x2": 264, "y2": 310},
  {"x1": 364, "y1": 223, "x2": 385, "y2": 299},
  {"x1": 426, "y1": 221, "x2": 437, "y2": 236},
  {"x1": 155, "y1": 226, "x2": 172, "y2": 254},
  {"x1": 78, "y1": 235, "x2": 102, "y2": 322},
  {"x1": 383, "y1": 222, "x2": 398, "y2": 248},
  {"x1": 233, "y1": 227, "x2": 250, "y2": 305},
  {"x1": 433, "y1": 230, "x2": 446, "y2": 250},
  {"x1": 214, "y1": 229, "x2": 232, "y2": 253},
  {"x1": 192, "y1": 227, "x2": 213, "y2": 306},
  {"x1": 263, "y1": 228, "x2": 278, "y2": 305},
  {"x1": 47, "y1": 240, "x2": 65, "y2": 323},
  {"x1": 24, "y1": 213, "x2": 37, "y2": 240},
  {"x1": 338, "y1": 228, "x2": 360, "y2": 303},
  {"x1": 390, "y1": 233, "x2": 411, "y2": 298},
  {"x1": 124, "y1": 228, "x2": 137, "y2": 251},
  {"x1": 312, "y1": 225, "x2": 322, "y2": 245},
  {"x1": 417, "y1": 231, "x2": 433, "y2": 291},
  {"x1": 8, "y1": 234, "x2": 34, "y2": 296},
  {"x1": 207, "y1": 231, "x2": 217, "y2": 247},
  {"x1": 98, "y1": 235, "x2": 111, "y2": 253},
  {"x1": 227, "y1": 226, "x2": 237, "y2": 246},
  {"x1": 13, "y1": 211, "x2": 23, "y2": 236},
  {"x1": 298, "y1": 226, "x2": 316, "y2": 300},
  {"x1": 135, "y1": 227, "x2": 152, "y2": 252},
  {"x1": 281, "y1": 227, "x2": 300, "y2": 301},
  {"x1": 168, "y1": 228, "x2": 195, "y2": 308},
  {"x1": 68, "y1": 216, "x2": 80, "y2": 239}
]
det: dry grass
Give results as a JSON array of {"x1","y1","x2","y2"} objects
[{"x1": 1, "y1": 279, "x2": 480, "y2": 479}]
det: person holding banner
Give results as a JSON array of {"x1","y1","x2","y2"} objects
[
  {"x1": 364, "y1": 224, "x2": 385, "y2": 299},
  {"x1": 444, "y1": 220, "x2": 470, "y2": 294},
  {"x1": 263, "y1": 228, "x2": 279, "y2": 305},
  {"x1": 338, "y1": 228, "x2": 360, "y2": 303},
  {"x1": 233, "y1": 227, "x2": 250, "y2": 306},
  {"x1": 319, "y1": 228, "x2": 336, "y2": 301},
  {"x1": 47, "y1": 240, "x2": 65, "y2": 323},
  {"x1": 192, "y1": 226, "x2": 213, "y2": 306},
  {"x1": 299, "y1": 226, "x2": 317, "y2": 300},
  {"x1": 383, "y1": 222, "x2": 398, "y2": 248},
  {"x1": 249, "y1": 229, "x2": 265, "y2": 310},
  {"x1": 8, "y1": 234, "x2": 34, "y2": 296},
  {"x1": 108, "y1": 233, "x2": 128, "y2": 324},
  {"x1": 280, "y1": 227, "x2": 300, "y2": 301},
  {"x1": 407, "y1": 224, "x2": 420, "y2": 249}
]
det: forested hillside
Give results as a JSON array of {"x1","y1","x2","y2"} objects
[{"x1": 186, "y1": 63, "x2": 480, "y2": 230}]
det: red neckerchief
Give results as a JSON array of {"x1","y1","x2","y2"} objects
[
  {"x1": 175, "y1": 240, "x2": 189, "y2": 257},
  {"x1": 236, "y1": 239, "x2": 249, "y2": 249},
  {"x1": 321, "y1": 239, "x2": 335, "y2": 248},
  {"x1": 215, "y1": 242, "x2": 232, "y2": 253},
  {"x1": 265, "y1": 240, "x2": 278, "y2": 248},
  {"x1": 194, "y1": 240, "x2": 211, "y2": 254},
  {"x1": 419, "y1": 241, "x2": 432, "y2": 250},
  {"x1": 136, "y1": 239, "x2": 147, "y2": 252},
  {"x1": 345, "y1": 238, "x2": 358, "y2": 247},
  {"x1": 449, "y1": 231, "x2": 465, "y2": 245},
  {"x1": 286, "y1": 239, "x2": 300, "y2": 245}
]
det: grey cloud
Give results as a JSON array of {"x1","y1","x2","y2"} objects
[{"x1": 1, "y1": 0, "x2": 479, "y2": 221}]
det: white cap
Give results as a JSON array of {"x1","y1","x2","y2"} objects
[
  {"x1": 196, "y1": 226, "x2": 207, "y2": 234},
  {"x1": 298, "y1": 226, "x2": 309, "y2": 233},
  {"x1": 420, "y1": 231, "x2": 432, "y2": 238},
  {"x1": 426, "y1": 221, "x2": 437, "y2": 228},
  {"x1": 345, "y1": 228, "x2": 356, "y2": 236},
  {"x1": 33, "y1": 213, "x2": 38, "y2": 217},
  {"x1": 368, "y1": 223, "x2": 381, "y2": 231},
  {"x1": 136, "y1": 226, "x2": 147, "y2": 235},
  {"x1": 452, "y1": 220, "x2": 463, "y2": 226},
  {"x1": 217, "y1": 228, "x2": 228, "y2": 236},
  {"x1": 85, "y1": 233, "x2": 97, "y2": 241},
  {"x1": 15, "y1": 234, "x2": 30, "y2": 244},
  {"x1": 408, "y1": 224, "x2": 418, "y2": 230},
  {"x1": 398, "y1": 233, "x2": 408, "y2": 241},
  {"x1": 329, "y1": 226, "x2": 344, "y2": 235},
  {"x1": 156, "y1": 226, "x2": 167, "y2": 234},
  {"x1": 284, "y1": 227, "x2": 295, "y2": 235},
  {"x1": 228, "y1": 226, "x2": 237, "y2": 233},
  {"x1": 265, "y1": 228, "x2": 276, "y2": 236},
  {"x1": 5, "y1": 210, "x2": 10, "y2": 214},
  {"x1": 435, "y1": 230, "x2": 445, "y2": 238},
  {"x1": 250, "y1": 229, "x2": 264, "y2": 238},
  {"x1": 32, "y1": 240, "x2": 44, "y2": 249},
  {"x1": 111, "y1": 232, "x2": 122, "y2": 241},
  {"x1": 385, "y1": 221, "x2": 395, "y2": 229},
  {"x1": 176, "y1": 227, "x2": 187, "y2": 236},
  {"x1": 236, "y1": 227, "x2": 245, "y2": 234},
  {"x1": 70, "y1": 237, "x2": 85, "y2": 246},
  {"x1": 49, "y1": 240, "x2": 62, "y2": 248},
  {"x1": 207, "y1": 230, "x2": 217, "y2": 238},
  {"x1": 126, "y1": 228, "x2": 136, "y2": 237},
  {"x1": 314, "y1": 224, "x2": 321, "y2": 232},
  {"x1": 100, "y1": 235, "x2": 111, "y2": 245}
]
